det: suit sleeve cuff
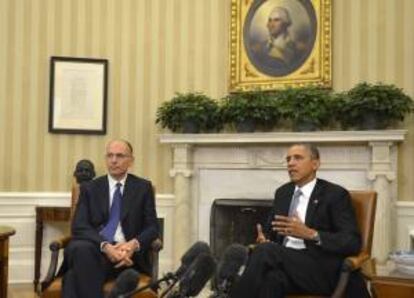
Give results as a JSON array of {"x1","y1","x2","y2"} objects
[
  {"x1": 132, "y1": 238, "x2": 140, "y2": 252},
  {"x1": 100, "y1": 241, "x2": 109, "y2": 252},
  {"x1": 311, "y1": 230, "x2": 322, "y2": 245}
]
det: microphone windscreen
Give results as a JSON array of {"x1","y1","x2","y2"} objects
[
  {"x1": 107, "y1": 268, "x2": 139, "y2": 298},
  {"x1": 175, "y1": 241, "x2": 211, "y2": 277},
  {"x1": 179, "y1": 252, "x2": 216, "y2": 296},
  {"x1": 216, "y1": 244, "x2": 248, "y2": 282}
]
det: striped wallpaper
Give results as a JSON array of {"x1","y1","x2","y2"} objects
[{"x1": 0, "y1": 0, "x2": 413, "y2": 200}]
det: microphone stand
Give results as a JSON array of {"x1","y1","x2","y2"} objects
[
  {"x1": 159, "y1": 279, "x2": 179, "y2": 298},
  {"x1": 118, "y1": 273, "x2": 176, "y2": 298}
]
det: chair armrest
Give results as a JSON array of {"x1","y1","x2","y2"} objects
[
  {"x1": 40, "y1": 236, "x2": 72, "y2": 292},
  {"x1": 344, "y1": 252, "x2": 370, "y2": 271},
  {"x1": 360, "y1": 257, "x2": 376, "y2": 280},
  {"x1": 331, "y1": 252, "x2": 371, "y2": 298},
  {"x1": 49, "y1": 235, "x2": 72, "y2": 251},
  {"x1": 150, "y1": 238, "x2": 163, "y2": 282},
  {"x1": 151, "y1": 238, "x2": 163, "y2": 252}
]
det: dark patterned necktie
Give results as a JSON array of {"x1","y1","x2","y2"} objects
[{"x1": 100, "y1": 182, "x2": 122, "y2": 242}]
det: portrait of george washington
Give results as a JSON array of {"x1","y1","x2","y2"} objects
[{"x1": 244, "y1": 0, "x2": 317, "y2": 77}]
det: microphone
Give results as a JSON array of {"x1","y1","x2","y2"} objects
[
  {"x1": 175, "y1": 241, "x2": 211, "y2": 278},
  {"x1": 118, "y1": 241, "x2": 212, "y2": 298},
  {"x1": 159, "y1": 241, "x2": 212, "y2": 297},
  {"x1": 168, "y1": 252, "x2": 217, "y2": 298},
  {"x1": 210, "y1": 244, "x2": 248, "y2": 298},
  {"x1": 107, "y1": 268, "x2": 139, "y2": 298}
]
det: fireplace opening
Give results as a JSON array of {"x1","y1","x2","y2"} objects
[{"x1": 210, "y1": 198, "x2": 273, "y2": 259}]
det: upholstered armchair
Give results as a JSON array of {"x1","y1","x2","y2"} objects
[{"x1": 288, "y1": 190, "x2": 377, "y2": 298}]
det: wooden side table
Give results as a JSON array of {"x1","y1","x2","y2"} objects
[
  {"x1": 0, "y1": 226, "x2": 16, "y2": 298},
  {"x1": 367, "y1": 260, "x2": 414, "y2": 298},
  {"x1": 34, "y1": 206, "x2": 70, "y2": 292}
]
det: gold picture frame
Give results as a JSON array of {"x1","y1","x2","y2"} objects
[{"x1": 230, "y1": 0, "x2": 331, "y2": 91}]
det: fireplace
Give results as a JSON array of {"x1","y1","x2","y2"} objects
[{"x1": 210, "y1": 199, "x2": 273, "y2": 258}]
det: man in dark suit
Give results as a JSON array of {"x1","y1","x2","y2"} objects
[
  {"x1": 62, "y1": 139, "x2": 159, "y2": 298},
  {"x1": 230, "y1": 143, "x2": 361, "y2": 298}
]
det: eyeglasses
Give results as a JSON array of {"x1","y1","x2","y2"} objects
[{"x1": 105, "y1": 153, "x2": 131, "y2": 160}]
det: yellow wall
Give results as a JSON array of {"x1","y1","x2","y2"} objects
[{"x1": 0, "y1": 0, "x2": 413, "y2": 199}]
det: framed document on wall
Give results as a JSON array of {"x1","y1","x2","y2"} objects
[
  {"x1": 48, "y1": 56, "x2": 108, "y2": 134},
  {"x1": 230, "y1": 0, "x2": 332, "y2": 91}
]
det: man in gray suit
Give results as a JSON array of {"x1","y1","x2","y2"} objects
[{"x1": 63, "y1": 139, "x2": 159, "y2": 298}]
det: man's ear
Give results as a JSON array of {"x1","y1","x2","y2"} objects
[
  {"x1": 312, "y1": 159, "x2": 320, "y2": 171},
  {"x1": 128, "y1": 156, "x2": 135, "y2": 167}
]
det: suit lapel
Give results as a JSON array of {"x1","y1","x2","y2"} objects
[
  {"x1": 120, "y1": 174, "x2": 132, "y2": 221},
  {"x1": 281, "y1": 184, "x2": 295, "y2": 216},
  {"x1": 98, "y1": 177, "x2": 110, "y2": 220},
  {"x1": 305, "y1": 179, "x2": 324, "y2": 226}
]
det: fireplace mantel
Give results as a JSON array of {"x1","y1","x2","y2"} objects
[
  {"x1": 160, "y1": 130, "x2": 406, "y2": 144},
  {"x1": 160, "y1": 130, "x2": 406, "y2": 265}
]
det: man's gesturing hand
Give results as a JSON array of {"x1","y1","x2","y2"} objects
[
  {"x1": 272, "y1": 215, "x2": 316, "y2": 240},
  {"x1": 256, "y1": 224, "x2": 269, "y2": 244}
]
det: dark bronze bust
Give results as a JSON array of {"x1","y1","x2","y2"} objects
[{"x1": 73, "y1": 159, "x2": 96, "y2": 184}]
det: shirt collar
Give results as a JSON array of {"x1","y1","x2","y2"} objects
[
  {"x1": 295, "y1": 178, "x2": 317, "y2": 199},
  {"x1": 107, "y1": 174, "x2": 127, "y2": 189}
]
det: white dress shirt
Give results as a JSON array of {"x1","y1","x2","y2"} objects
[{"x1": 285, "y1": 178, "x2": 317, "y2": 249}]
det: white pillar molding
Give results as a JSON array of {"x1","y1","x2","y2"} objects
[
  {"x1": 370, "y1": 175, "x2": 392, "y2": 263},
  {"x1": 169, "y1": 144, "x2": 194, "y2": 265},
  {"x1": 367, "y1": 141, "x2": 396, "y2": 181},
  {"x1": 367, "y1": 142, "x2": 396, "y2": 263}
]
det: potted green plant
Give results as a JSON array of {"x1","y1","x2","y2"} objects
[
  {"x1": 156, "y1": 92, "x2": 220, "y2": 133},
  {"x1": 277, "y1": 86, "x2": 334, "y2": 131},
  {"x1": 336, "y1": 82, "x2": 414, "y2": 130},
  {"x1": 220, "y1": 91, "x2": 280, "y2": 132}
]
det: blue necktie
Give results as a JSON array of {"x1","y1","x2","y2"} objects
[{"x1": 100, "y1": 182, "x2": 122, "y2": 242}]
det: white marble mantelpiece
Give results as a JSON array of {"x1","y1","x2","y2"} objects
[
  {"x1": 160, "y1": 130, "x2": 406, "y2": 264},
  {"x1": 159, "y1": 130, "x2": 406, "y2": 144}
]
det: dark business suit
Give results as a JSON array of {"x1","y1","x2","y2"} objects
[
  {"x1": 62, "y1": 174, "x2": 159, "y2": 298},
  {"x1": 231, "y1": 179, "x2": 361, "y2": 298}
]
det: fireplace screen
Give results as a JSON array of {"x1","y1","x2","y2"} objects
[{"x1": 210, "y1": 198, "x2": 273, "y2": 259}]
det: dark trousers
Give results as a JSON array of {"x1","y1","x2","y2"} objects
[
  {"x1": 62, "y1": 239, "x2": 123, "y2": 298},
  {"x1": 230, "y1": 242, "x2": 339, "y2": 298}
]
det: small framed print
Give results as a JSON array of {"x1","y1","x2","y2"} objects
[{"x1": 49, "y1": 56, "x2": 108, "y2": 134}]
